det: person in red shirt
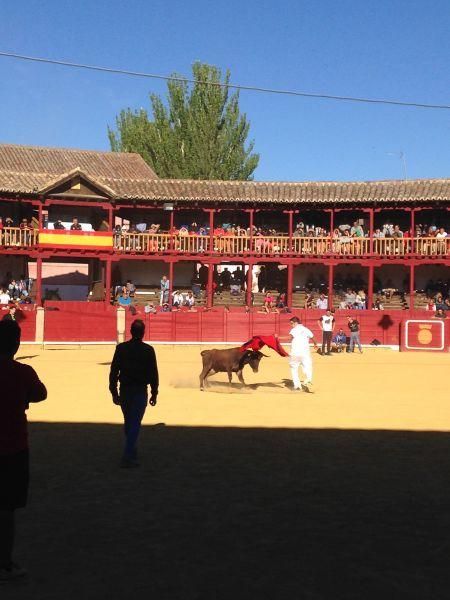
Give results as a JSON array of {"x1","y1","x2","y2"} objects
[{"x1": 0, "y1": 321, "x2": 47, "y2": 582}]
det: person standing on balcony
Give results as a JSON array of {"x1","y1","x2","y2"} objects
[
  {"x1": 109, "y1": 319, "x2": 158, "y2": 468},
  {"x1": 318, "y1": 309, "x2": 335, "y2": 356},
  {"x1": 347, "y1": 316, "x2": 363, "y2": 353}
]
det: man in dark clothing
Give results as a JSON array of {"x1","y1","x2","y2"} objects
[
  {"x1": 347, "y1": 316, "x2": 363, "y2": 353},
  {"x1": 2, "y1": 306, "x2": 17, "y2": 321},
  {"x1": 109, "y1": 319, "x2": 159, "y2": 468},
  {"x1": 0, "y1": 321, "x2": 47, "y2": 582},
  {"x1": 53, "y1": 219, "x2": 65, "y2": 230}
]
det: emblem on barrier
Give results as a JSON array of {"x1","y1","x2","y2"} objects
[{"x1": 417, "y1": 324, "x2": 432, "y2": 345}]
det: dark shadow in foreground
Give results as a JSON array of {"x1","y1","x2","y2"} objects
[{"x1": 7, "y1": 424, "x2": 450, "y2": 600}]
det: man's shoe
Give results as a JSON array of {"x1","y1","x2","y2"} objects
[
  {"x1": 326, "y1": 352, "x2": 332, "y2": 356},
  {"x1": 0, "y1": 563, "x2": 28, "y2": 583},
  {"x1": 301, "y1": 382, "x2": 313, "y2": 393}
]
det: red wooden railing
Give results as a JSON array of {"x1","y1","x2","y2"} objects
[{"x1": 0, "y1": 229, "x2": 448, "y2": 258}]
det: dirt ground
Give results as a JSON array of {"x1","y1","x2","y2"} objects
[{"x1": 4, "y1": 345, "x2": 450, "y2": 599}]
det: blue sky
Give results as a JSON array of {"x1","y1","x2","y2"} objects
[{"x1": 0, "y1": 0, "x2": 449, "y2": 182}]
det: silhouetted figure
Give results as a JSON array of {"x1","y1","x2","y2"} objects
[
  {"x1": 0, "y1": 321, "x2": 47, "y2": 582},
  {"x1": 109, "y1": 319, "x2": 159, "y2": 468}
]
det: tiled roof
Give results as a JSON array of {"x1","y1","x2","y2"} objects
[
  {"x1": 0, "y1": 143, "x2": 449, "y2": 205},
  {"x1": 0, "y1": 143, "x2": 157, "y2": 195},
  {"x1": 106, "y1": 177, "x2": 450, "y2": 204}
]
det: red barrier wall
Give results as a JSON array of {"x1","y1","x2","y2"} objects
[
  {"x1": 44, "y1": 301, "x2": 116, "y2": 342},
  {"x1": 18, "y1": 301, "x2": 445, "y2": 346},
  {"x1": 124, "y1": 307, "x2": 432, "y2": 346},
  {"x1": 16, "y1": 307, "x2": 36, "y2": 342}
]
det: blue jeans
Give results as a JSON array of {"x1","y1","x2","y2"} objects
[{"x1": 120, "y1": 387, "x2": 147, "y2": 459}]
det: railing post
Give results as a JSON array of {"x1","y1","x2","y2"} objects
[
  {"x1": 117, "y1": 307, "x2": 126, "y2": 344},
  {"x1": 249, "y1": 209, "x2": 254, "y2": 254},
  {"x1": 35, "y1": 306, "x2": 45, "y2": 343},
  {"x1": 288, "y1": 210, "x2": 293, "y2": 255},
  {"x1": 209, "y1": 209, "x2": 214, "y2": 254},
  {"x1": 169, "y1": 211, "x2": 175, "y2": 252},
  {"x1": 410, "y1": 209, "x2": 415, "y2": 255},
  {"x1": 168, "y1": 260, "x2": 174, "y2": 307}
]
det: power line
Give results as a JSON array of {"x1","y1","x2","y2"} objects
[{"x1": 1, "y1": 50, "x2": 450, "y2": 111}]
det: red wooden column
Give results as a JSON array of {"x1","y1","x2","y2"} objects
[
  {"x1": 287, "y1": 210, "x2": 293, "y2": 254},
  {"x1": 108, "y1": 205, "x2": 114, "y2": 230},
  {"x1": 248, "y1": 209, "x2": 254, "y2": 254},
  {"x1": 368, "y1": 208, "x2": 374, "y2": 255},
  {"x1": 38, "y1": 201, "x2": 43, "y2": 229},
  {"x1": 168, "y1": 260, "x2": 174, "y2": 307},
  {"x1": 327, "y1": 263, "x2": 334, "y2": 309},
  {"x1": 36, "y1": 257, "x2": 43, "y2": 306},
  {"x1": 206, "y1": 262, "x2": 214, "y2": 308},
  {"x1": 169, "y1": 210, "x2": 175, "y2": 252},
  {"x1": 246, "y1": 262, "x2": 253, "y2": 307},
  {"x1": 329, "y1": 208, "x2": 334, "y2": 235},
  {"x1": 410, "y1": 208, "x2": 415, "y2": 255},
  {"x1": 105, "y1": 259, "x2": 112, "y2": 304},
  {"x1": 409, "y1": 264, "x2": 415, "y2": 311},
  {"x1": 287, "y1": 263, "x2": 294, "y2": 308},
  {"x1": 367, "y1": 264, "x2": 374, "y2": 309},
  {"x1": 209, "y1": 209, "x2": 215, "y2": 253}
]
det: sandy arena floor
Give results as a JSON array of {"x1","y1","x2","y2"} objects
[
  {"x1": 4, "y1": 345, "x2": 450, "y2": 600},
  {"x1": 23, "y1": 344, "x2": 450, "y2": 431}
]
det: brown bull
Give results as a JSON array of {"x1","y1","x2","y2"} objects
[{"x1": 199, "y1": 347, "x2": 266, "y2": 390}]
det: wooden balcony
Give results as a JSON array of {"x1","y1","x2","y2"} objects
[
  {"x1": 0, "y1": 228, "x2": 448, "y2": 259},
  {"x1": 0, "y1": 227, "x2": 38, "y2": 248}
]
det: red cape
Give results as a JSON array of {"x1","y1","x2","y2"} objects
[{"x1": 240, "y1": 335, "x2": 289, "y2": 357}]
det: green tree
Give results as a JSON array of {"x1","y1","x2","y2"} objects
[{"x1": 108, "y1": 62, "x2": 259, "y2": 180}]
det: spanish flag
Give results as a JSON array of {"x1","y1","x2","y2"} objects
[{"x1": 39, "y1": 229, "x2": 113, "y2": 250}]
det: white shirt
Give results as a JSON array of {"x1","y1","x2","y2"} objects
[
  {"x1": 320, "y1": 315, "x2": 335, "y2": 332},
  {"x1": 0, "y1": 292, "x2": 10, "y2": 304},
  {"x1": 436, "y1": 232, "x2": 447, "y2": 239},
  {"x1": 316, "y1": 297, "x2": 328, "y2": 309},
  {"x1": 290, "y1": 324, "x2": 314, "y2": 356},
  {"x1": 172, "y1": 292, "x2": 184, "y2": 305}
]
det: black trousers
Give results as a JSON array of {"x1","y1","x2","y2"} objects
[{"x1": 322, "y1": 331, "x2": 332, "y2": 354}]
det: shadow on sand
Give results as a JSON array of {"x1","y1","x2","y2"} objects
[{"x1": 7, "y1": 423, "x2": 450, "y2": 599}]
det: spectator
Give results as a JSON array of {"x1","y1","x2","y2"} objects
[
  {"x1": 125, "y1": 280, "x2": 136, "y2": 298},
  {"x1": 318, "y1": 309, "x2": 335, "y2": 355},
  {"x1": 331, "y1": 328, "x2": 347, "y2": 353},
  {"x1": 316, "y1": 293, "x2": 328, "y2": 310},
  {"x1": 160, "y1": 275, "x2": 170, "y2": 305},
  {"x1": 230, "y1": 272, "x2": 241, "y2": 296},
  {"x1": 7, "y1": 281, "x2": 19, "y2": 300},
  {"x1": 118, "y1": 291, "x2": 132, "y2": 308},
  {"x1": 425, "y1": 299, "x2": 436, "y2": 311},
  {"x1": 53, "y1": 219, "x2": 65, "y2": 230},
  {"x1": 144, "y1": 302, "x2": 157, "y2": 315},
  {"x1": 304, "y1": 292, "x2": 314, "y2": 309},
  {"x1": 184, "y1": 291, "x2": 196, "y2": 310},
  {"x1": 0, "y1": 289, "x2": 10, "y2": 305},
  {"x1": 161, "y1": 302, "x2": 171, "y2": 313},
  {"x1": 434, "y1": 308, "x2": 447, "y2": 320},
  {"x1": 261, "y1": 291, "x2": 275, "y2": 314},
  {"x1": 373, "y1": 297, "x2": 384, "y2": 310},
  {"x1": 2, "y1": 306, "x2": 17, "y2": 321},
  {"x1": 70, "y1": 218, "x2": 82, "y2": 231},
  {"x1": 172, "y1": 290, "x2": 184, "y2": 310},
  {"x1": 436, "y1": 227, "x2": 447, "y2": 240},
  {"x1": 347, "y1": 316, "x2": 363, "y2": 353}
]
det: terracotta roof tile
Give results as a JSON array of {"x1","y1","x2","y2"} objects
[{"x1": 0, "y1": 143, "x2": 449, "y2": 205}]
